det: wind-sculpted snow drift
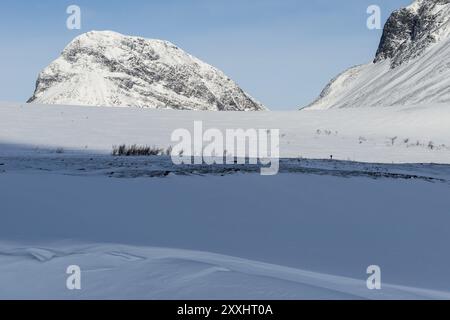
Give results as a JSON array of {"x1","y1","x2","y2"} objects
[
  {"x1": 306, "y1": 0, "x2": 450, "y2": 109},
  {"x1": 28, "y1": 31, "x2": 265, "y2": 111},
  {"x1": 1, "y1": 243, "x2": 450, "y2": 300}
]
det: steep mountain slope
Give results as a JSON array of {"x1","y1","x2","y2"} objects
[
  {"x1": 28, "y1": 31, "x2": 265, "y2": 111},
  {"x1": 306, "y1": 0, "x2": 450, "y2": 109}
]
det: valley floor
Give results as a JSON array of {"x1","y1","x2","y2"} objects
[
  {"x1": 1, "y1": 102, "x2": 450, "y2": 163},
  {"x1": 1, "y1": 158, "x2": 450, "y2": 299},
  {"x1": 0, "y1": 102, "x2": 450, "y2": 299}
]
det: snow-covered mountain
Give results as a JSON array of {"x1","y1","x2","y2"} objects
[
  {"x1": 28, "y1": 31, "x2": 265, "y2": 111},
  {"x1": 306, "y1": 0, "x2": 450, "y2": 110}
]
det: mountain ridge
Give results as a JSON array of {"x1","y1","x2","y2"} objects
[{"x1": 305, "y1": 0, "x2": 450, "y2": 110}]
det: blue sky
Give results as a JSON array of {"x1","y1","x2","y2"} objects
[{"x1": 0, "y1": 0, "x2": 412, "y2": 110}]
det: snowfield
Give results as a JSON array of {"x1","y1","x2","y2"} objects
[
  {"x1": 1, "y1": 102, "x2": 450, "y2": 163},
  {"x1": 1, "y1": 102, "x2": 450, "y2": 299},
  {"x1": 2, "y1": 243, "x2": 450, "y2": 300},
  {"x1": 1, "y1": 172, "x2": 450, "y2": 299}
]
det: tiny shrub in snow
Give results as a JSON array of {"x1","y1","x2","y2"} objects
[{"x1": 112, "y1": 144, "x2": 165, "y2": 156}]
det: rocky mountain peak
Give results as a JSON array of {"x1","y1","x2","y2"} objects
[
  {"x1": 374, "y1": 0, "x2": 450, "y2": 67},
  {"x1": 28, "y1": 31, "x2": 266, "y2": 111}
]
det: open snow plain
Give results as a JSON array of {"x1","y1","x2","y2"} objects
[{"x1": 0, "y1": 102, "x2": 450, "y2": 299}]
